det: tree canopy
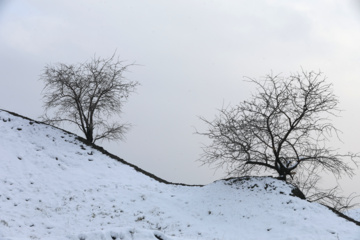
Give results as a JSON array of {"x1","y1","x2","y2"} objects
[
  {"x1": 198, "y1": 70, "x2": 357, "y2": 181},
  {"x1": 41, "y1": 54, "x2": 139, "y2": 143}
]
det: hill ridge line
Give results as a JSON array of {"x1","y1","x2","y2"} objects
[
  {"x1": 2, "y1": 109, "x2": 359, "y2": 228},
  {"x1": 0, "y1": 109, "x2": 202, "y2": 187}
]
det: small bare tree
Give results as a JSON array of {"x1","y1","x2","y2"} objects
[
  {"x1": 41, "y1": 54, "x2": 139, "y2": 143},
  {"x1": 198, "y1": 70, "x2": 357, "y2": 181}
]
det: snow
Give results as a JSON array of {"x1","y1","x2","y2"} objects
[
  {"x1": 347, "y1": 208, "x2": 360, "y2": 222},
  {"x1": 0, "y1": 109, "x2": 359, "y2": 240}
]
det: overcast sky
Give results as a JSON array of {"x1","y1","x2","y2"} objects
[{"x1": 1, "y1": 0, "x2": 360, "y2": 197}]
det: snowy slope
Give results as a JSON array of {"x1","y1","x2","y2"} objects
[
  {"x1": 0, "y1": 109, "x2": 359, "y2": 240},
  {"x1": 348, "y1": 208, "x2": 360, "y2": 222}
]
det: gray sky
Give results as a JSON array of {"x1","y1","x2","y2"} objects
[{"x1": 1, "y1": 0, "x2": 360, "y2": 197}]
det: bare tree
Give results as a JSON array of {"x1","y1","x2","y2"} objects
[
  {"x1": 198, "y1": 70, "x2": 357, "y2": 181},
  {"x1": 41, "y1": 54, "x2": 139, "y2": 143}
]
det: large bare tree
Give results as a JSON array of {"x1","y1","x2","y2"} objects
[
  {"x1": 198, "y1": 70, "x2": 357, "y2": 181},
  {"x1": 41, "y1": 54, "x2": 139, "y2": 143}
]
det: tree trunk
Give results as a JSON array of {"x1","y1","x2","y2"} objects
[
  {"x1": 277, "y1": 167, "x2": 288, "y2": 181},
  {"x1": 277, "y1": 174, "x2": 287, "y2": 181},
  {"x1": 85, "y1": 128, "x2": 94, "y2": 143}
]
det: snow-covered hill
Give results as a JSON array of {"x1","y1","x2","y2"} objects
[{"x1": 0, "y1": 109, "x2": 359, "y2": 240}]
